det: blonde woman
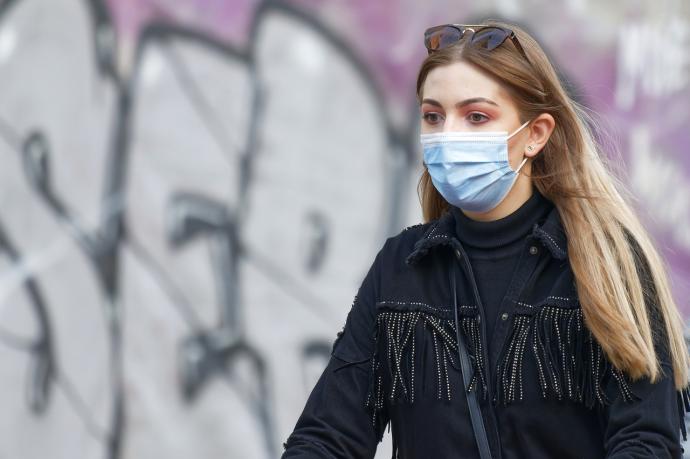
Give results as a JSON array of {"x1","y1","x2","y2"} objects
[{"x1": 282, "y1": 19, "x2": 690, "y2": 458}]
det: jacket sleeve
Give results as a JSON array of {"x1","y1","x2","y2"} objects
[
  {"x1": 602, "y1": 236, "x2": 688, "y2": 458},
  {"x1": 281, "y1": 240, "x2": 390, "y2": 459},
  {"x1": 602, "y1": 361, "x2": 685, "y2": 458}
]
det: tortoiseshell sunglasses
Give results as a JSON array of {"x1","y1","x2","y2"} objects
[{"x1": 424, "y1": 24, "x2": 530, "y2": 63}]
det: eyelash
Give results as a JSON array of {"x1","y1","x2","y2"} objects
[
  {"x1": 468, "y1": 112, "x2": 489, "y2": 123},
  {"x1": 422, "y1": 112, "x2": 489, "y2": 124}
]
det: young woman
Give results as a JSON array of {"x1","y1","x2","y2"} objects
[{"x1": 282, "y1": 20, "x2": 690, "y2": 459}]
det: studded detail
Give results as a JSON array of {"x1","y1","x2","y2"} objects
[
  {"x1": 365, "y1": 305, "x2": 488, "y2": 435},
  {"x1": 496, "y1": 315, "x2": 531, "y2": 403},
  {"x1": 494, "y1": 303, "x2": 640, "y2": 408},
  {"x1": 459, "y1": 313, "x2": 488, "y2": 399},
  {"x1": 402, "y1": 222, "x2": 425, "y2": 232}
]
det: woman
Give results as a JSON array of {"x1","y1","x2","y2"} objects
[{"x1": 282, "y1": 19, "x2": 690, "y2": 458}]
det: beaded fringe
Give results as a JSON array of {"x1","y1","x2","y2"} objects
[
  {"x1": 496, "y1": 303, "x2": 690, "y2": 442},
  {"x1": 364, "y1": 307, "x2": 487, "y2": 443},
  {"x1": 494, "y1": 304, "x2": 639, "y2": 407},
  {"x1": 366, "y1": 302, "x2": 690, "y2": 451}
]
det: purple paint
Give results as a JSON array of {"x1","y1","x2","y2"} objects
[{"x1": 103, "y1": 0, "x2": 690, "y2": 315}]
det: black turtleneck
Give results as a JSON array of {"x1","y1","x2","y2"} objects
[{"x1": 449, "y1": 188, "x2": 554, "y2": 345}]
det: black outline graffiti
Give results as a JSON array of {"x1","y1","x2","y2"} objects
[{"x1": 0, "y1": 0, "x2": 418, "y2": 458}]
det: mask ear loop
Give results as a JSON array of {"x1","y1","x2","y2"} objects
[
  {"x1": 508, "y1": 119, "x2": 531, "y2": 174},
  {"x1": 515, "y1": 156, "x2": 529, "y2": 174},
  {"x1": 506, "y1": 119, "x2": 531, "y2": 140}
]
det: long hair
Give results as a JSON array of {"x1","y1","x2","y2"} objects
[{"x1": 415, "y1": 19, "x2": 689, "y2": 388}]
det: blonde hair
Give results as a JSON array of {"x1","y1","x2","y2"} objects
[{"x1": 415, "y1": 19, "x2": 689, "y2": 389}]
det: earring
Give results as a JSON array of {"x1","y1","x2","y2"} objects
[{"x1": 527, "y1": 145, "x2": 534, "y2": 152}]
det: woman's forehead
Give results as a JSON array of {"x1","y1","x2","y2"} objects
[{"x1": 422, "y1": 61, "x2": 511, "y2": 106}]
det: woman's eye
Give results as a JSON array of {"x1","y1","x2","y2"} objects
[
  {"x1": 468, "y1": 112, "x2": 489, "y2": 123},
  {"x1": 422, "y1": 112, "x2": 442, "y2": 124}
]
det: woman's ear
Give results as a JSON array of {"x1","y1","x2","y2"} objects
[{"x1": 525, "y1": 113, "x2": 556, "y2": 158}]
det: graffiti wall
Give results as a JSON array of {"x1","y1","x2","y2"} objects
[{"x1": 0, "y1": 0, "x2": 688, "y2": 458}]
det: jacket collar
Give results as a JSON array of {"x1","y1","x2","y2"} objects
[{"x1": 405, "y1": 204, "x2": 568, "y2": 266}]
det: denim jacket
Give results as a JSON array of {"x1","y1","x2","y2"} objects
[{"x1": 282, "y1": 204, "x2": 690, "y2": 458}]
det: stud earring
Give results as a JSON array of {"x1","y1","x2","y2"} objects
[{"x1": 527, "y1": 145, "x2": 534, "y2": 152}]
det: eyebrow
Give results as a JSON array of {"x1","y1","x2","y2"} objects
[{"x1": 421, "y1": 97, "x2": 499, "y2": 108}]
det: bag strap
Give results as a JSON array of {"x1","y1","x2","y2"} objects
[{"x1": 451, "y1": 259, "x2": 492, "y2": 459}]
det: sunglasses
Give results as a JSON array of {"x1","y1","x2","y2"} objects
[{"x1": 424, "y1": 24, "x2": 530, "y2": 63}]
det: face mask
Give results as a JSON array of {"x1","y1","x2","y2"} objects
[{"x1": 420, "y1": 120, "x2": 531, "y2": 213}]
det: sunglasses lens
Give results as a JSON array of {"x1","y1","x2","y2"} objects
[
  {"x1": 471, "y1": 27, "x2": 510, "y2": 51},
  {"x1": 424, "y1": 25, "x2": 463, "y2": 52}
]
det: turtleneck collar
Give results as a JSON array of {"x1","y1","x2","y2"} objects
[{"x1": 449, "y1": 188, "x2": 554, "y2": 258}]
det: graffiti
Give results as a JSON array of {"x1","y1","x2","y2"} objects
[
  {"x1": 615, "y1": 18, "x2": 690, "y2": 110},
  {"x1": 0, "y1": 0, "x2": 410, "y2": 457},
  {"x1": 628, "y1": 125, "x2": 690, "y2": 250},
  {"x1": 0, "y1": 0, "x2": 689, "y2": 458}
]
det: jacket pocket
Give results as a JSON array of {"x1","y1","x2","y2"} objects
[{"x1": 494, "y1": 296, "x2": 639, "y2": 408}]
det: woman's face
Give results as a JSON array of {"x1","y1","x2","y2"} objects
[
  {"x1": 420, "y1": 60, "x2": 524, "y2": 133},
  {"x1": 419, "y1": 60, "x2": 530, "y2": 165}
]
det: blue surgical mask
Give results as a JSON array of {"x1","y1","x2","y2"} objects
[{"x1": 420, "y1": 120, "x2": 531, "y2": 213}]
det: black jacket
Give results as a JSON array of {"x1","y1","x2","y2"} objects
[{"x1": 282, "y1": 203, "x2": 690, "y2": 458}]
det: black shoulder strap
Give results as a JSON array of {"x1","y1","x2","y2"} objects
[{"x1": 451, "y1": 259, "x2": 493, "y2": 459}]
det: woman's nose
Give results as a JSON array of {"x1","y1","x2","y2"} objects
[{"x1": 442, "y1": 116, "x2": 465, "y2": 133}]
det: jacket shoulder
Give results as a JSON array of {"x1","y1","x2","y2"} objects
[{"x1": 379, "y1": 221, "x2": 433, "y2": 261}]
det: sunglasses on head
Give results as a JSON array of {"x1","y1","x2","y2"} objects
[{"x1": 424, "y1": 24, "x2": 530, "y2": 63}]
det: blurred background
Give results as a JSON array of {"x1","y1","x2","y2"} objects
[{"x1": 0, "y1": 0, "x2": 688, "y2": 458}]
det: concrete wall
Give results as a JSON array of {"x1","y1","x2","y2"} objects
[{"x1": 0, "y1": 0, "x2": 688, "y2": 457}]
